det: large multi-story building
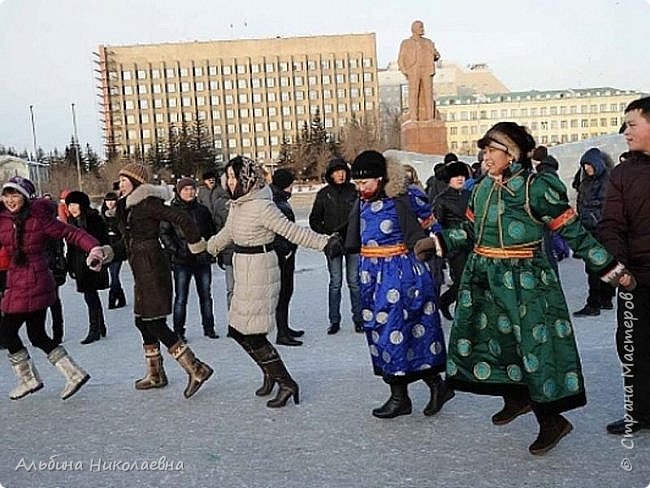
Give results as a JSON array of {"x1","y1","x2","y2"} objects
[
  {"x1": 96, "y1": 34, "x2": 379, "y2": 163},
  {"x1": 437, "y1": 88, "x2": 645, "y2": 155}
]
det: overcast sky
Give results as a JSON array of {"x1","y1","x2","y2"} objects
[{"x1": 1, "y1": 0, "x2": 649, "y2": 155}]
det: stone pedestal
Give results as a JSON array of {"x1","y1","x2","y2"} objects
[{"x1": 400, "y1": 119, "x2": 448, "y2": 155}]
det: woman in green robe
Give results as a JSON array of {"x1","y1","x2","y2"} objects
[{"x1": 415, "y1": 122, "x2": 633, "y2": 455}]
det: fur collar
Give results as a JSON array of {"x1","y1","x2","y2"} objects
[
  {"x1": 125, "y1": 184, "x2": 172, "y2": 209},
  {"x1": 384, "y1": 156, "x2": 407, "y2": 198}
]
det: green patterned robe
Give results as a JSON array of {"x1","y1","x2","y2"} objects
[{"x1": 442, "y1": 163, "x2": 614, "y2": 413}]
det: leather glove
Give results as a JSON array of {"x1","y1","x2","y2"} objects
[
  {"x1": 414, "y1": 236, "x2": 442, "y2": 261},
  {"x1": 601, "y1": 262, "x2": 637, "y2": 291},
  {"x1": 323, "y1": 233, "x2": 344, "y2": 258},
  {"x1": 86, "y1": 246, "x2": 105, "y2": 272}
]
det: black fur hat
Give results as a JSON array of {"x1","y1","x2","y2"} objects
[
  {"x1": 445, "y1": 161, "x2": 470, "y2": 182},
  {"x1": 351, "y1": 150, "x2": 386, "y2": 179},
  {"x1": 64, "y1": 190, "x2": 91, "y2": 209}
]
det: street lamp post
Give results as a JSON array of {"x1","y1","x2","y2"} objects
[
  {"x1": 28, "y1": 105, "x2": 42, "y2": 195},
  {"x1": 71, "y1": 103, "x2": 83, "y2": 191}
]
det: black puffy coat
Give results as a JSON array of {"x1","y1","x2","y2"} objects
[
  {"x1": 159, "y1": 197, "x2": 216, "y2": 266},
  {"x1": 67, "y1": 208, "x2": 110, "y2": 293},
  {"x1": 309, "y1": 159, "x2": 357, "y2": 242},
  {"x1": 576, "y1": 148, "x2": 610, "y2": 232},
  {"x1": 432, "y1": 187, "x2": 470, "y2": 230},
  {"x1": 599, "y1": 151, "x2": 650, "y2": 285}
]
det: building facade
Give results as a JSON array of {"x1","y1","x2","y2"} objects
[
  {"x1": 437, "y1": 88, "x2": 645, "y2": 155},
  {"x1": 96, "y1": 34, "x2": 379, "y2": 164}
]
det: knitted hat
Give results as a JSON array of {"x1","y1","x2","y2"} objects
[
  {"x1": 65, "y1": 190, "x2": 91, "y2": 209},
  {"x1": 104, "y1": 191, "x2": 118, "y2": 201},
  {"x1": 119, "y1": 163, "x2": 149, "y2": 185},
  {"x1": 272, "y1": 169, "x2": 295, "y2": 190},
  {"x1": 445, "y1": 161, "x2": 470, "y2": 182},
  {"x1": 477, "y1": 122, "x2": 536, "y2": 162},
  {"x1": 2, "y1": 176, "x2": 36, "y2": 200},
  {"x1": 351, "y1": 150, "x2": 386, "y2": 180},
  {"x1": 443, "y1": 152, "x2": 459, "y2": 164},
  {"x1": 201, "y1": 170, "x2": 216, "y2": 181},
  {"x1": 176, "y1": 177, "x2": 196, "y2": 194}
]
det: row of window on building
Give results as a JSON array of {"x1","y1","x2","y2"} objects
[
  {"x1": 442, "y1": 102, "x2": 629, "y2": 122},
  {"x1": 116, "y1": 86, "x2": 375, "y2": 110},
  {"x1": 111, "y1": 72, "x2": 375, "y2": 96},
  {"x1": 111, "y1": 57, "x2": 375, "y2": 82},
  {"x1": 449, "y1": 117, "x2": 621, "y2": 135},
  {"x1": 115, "y1": 101, "x2": 373, "y2": 127}
]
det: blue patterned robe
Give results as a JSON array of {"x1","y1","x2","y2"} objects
[{"x1": 358, "y1": 188, "x2": 446, "y2": 379}]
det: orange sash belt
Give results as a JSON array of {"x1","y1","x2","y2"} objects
[
  {"x1": 361, "y1": 243, "x2": 408, "y2": 258},
  {"x1": 474, "y1": 245, "x2": 536, "y2": 259}
]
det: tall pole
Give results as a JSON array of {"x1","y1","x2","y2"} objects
[
  {"x1": 29, "y1": 105, "x2": 42, "y2": 195},
  {"x1": 71, "y1": 103, "x2": 83, "y2": 191}
]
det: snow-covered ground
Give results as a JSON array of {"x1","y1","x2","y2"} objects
[{"x1": 0, "y1": 236, "x2": 648, "y2": 487}]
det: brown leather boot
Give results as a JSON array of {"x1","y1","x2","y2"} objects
[
  {"x1": 169, "y1": 341, "x2": 213, "y2": 398},
  {"x1": 250, "y1": 344, "x2": 299, "y2": 408},
  {"x1": 135, "y1": 343, "x2": 168, "y2": 390}
]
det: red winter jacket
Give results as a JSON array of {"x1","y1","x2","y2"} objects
[{"x1": 0, "y1": 198, "x2": 99, "y2": 314}]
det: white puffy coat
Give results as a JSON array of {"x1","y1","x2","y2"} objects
[{"x1": 208, "y1": 185, "x2": 329, "y2": 334}]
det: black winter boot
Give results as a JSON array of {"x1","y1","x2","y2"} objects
[
  {"x1": 422, "y1": 374, "x2": 455, "y2": 416},
  {"x1": 250, "y1": 343, "x2": 299, "y2": 408},
  {"x1": 372, "y1": 382, "x2": 412, "y2": 419},
  {"x1": 115, "y1": 288, "x2": 127, "y2": 308},
  {"x1": 491, "y1": 393, "x2": 532, "y2": 425},
  {"x1": 108, "y1": 290, "x2": 118, "y2": 310},
  {"x1": 529, "y1": 409, "x2": 573, "y2": 455},
  {"x1": 80, "y1": 319, "x2": 101, "y2": 345}
]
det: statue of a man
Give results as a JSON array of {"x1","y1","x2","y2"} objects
[{"x1": 398, "y1": 20, "x2": 441, "y2": 122}]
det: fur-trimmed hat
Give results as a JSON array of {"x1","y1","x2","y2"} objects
[
  {"x1": 2, "y1": 176, "x2": 36, "y2": 200},
  {"x1": 445, "y1": 161, "x2": 470, "y2": 182},
  {"x1": 477, "y1": 122, "x2": 536, "y2": 162},
  {"x1": 176, "y1": 177, "x2": 196, "y2": 194},
  {"x1": 65, "y1": 190, "x2": 91, "y2": 209},
  {"x1": 119, "y1": 163, "x2": 149, "y2": 185},
  {"x1": 272, "y1": 169, "x2": 295, "y2": 190},
  {"x1": 351, "y1": 150, "x2": 386, "y2": 180}
]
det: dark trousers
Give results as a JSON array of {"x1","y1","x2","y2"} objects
[
  {"x1": 0, "y1": 309, "x2": 56, "y2": 355},
  {"x1": 440, "y1": 251, "x2": 468, "y2": 309},
  {"x1": 108, "y1": 260, "x2": 124, "y2": 293},
  {"x1": 83, "y1": 290, "x2": 105, "y2": 331},
  {"x1": 49, "y1": 287, "x2": 64, "y2": 340},
  {"x1": 616, "y1": 285, "x2": 650, "y2": 422},
  {"x1": 135, "y1": 316, "x2": 179, "y2": 349},
  {"x1": 229, "y1": 325, "x2": 269, "y2": 350},
  {"x1": 585, "y1": 265, "x2": 615, "y2": 308},
  {"x1": 276, "y1": 252, "x2": 295, "y2": 338}
]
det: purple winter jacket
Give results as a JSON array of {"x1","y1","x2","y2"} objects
[{"x1": 0, "y1": 198, "x2": 99, "y2": 314}]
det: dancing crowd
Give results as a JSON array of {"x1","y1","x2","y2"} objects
[{"x1": 1, "y1": 96, "x2": 649, "y2": 456}]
